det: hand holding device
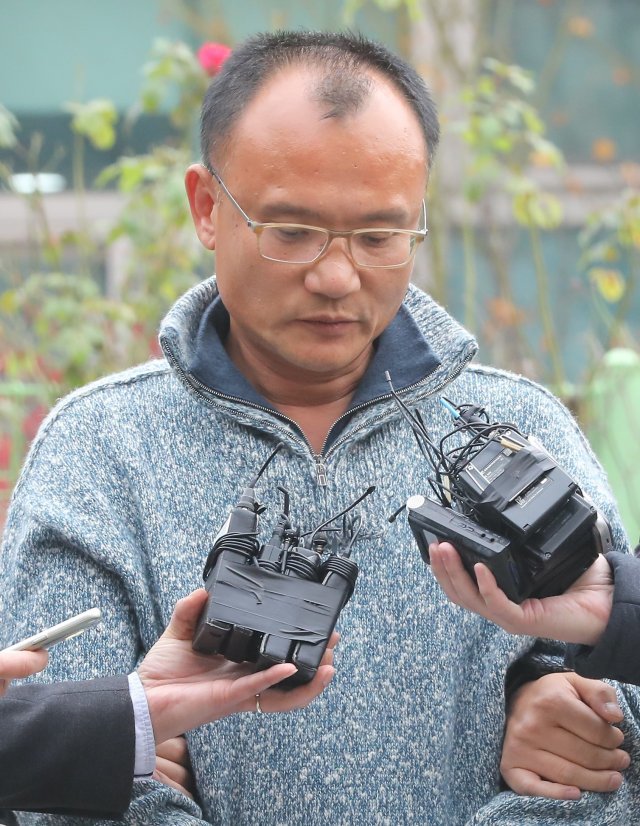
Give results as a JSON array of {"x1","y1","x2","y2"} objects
[
  {"x1": 2, "y1": 608, "x2": 103, "y2": 652},
  {"x1": 429, "y1": 544, "x2": 614, "y2": 645},
  {"x1": 0, "y1": 649, "x2": 49, "y2": 696},
  {"x1": 0, "y1": 609, "x2": 102, "y2": 697},
  {"x1": 138, "y1": 588, "x2": 337, "y2": 745},
  {"x1": 386, "y1": 378, "x2": 612, "y2": 603}
]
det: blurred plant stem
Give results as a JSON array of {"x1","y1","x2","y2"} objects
[
  {"x1": 461, "y1": 218, "x2": 477, "y2": 333},
  {"x1": 528, "y1": 223, "x2": 565, "y2": 391}
]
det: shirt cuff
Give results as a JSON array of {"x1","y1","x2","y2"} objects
[{"x1": 128, "y1": 671, "x2": 156, "y2": 777}]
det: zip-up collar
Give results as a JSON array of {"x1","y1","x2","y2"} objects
[
  {"x1": 188, "y1": 295, "x2": 441, "y2": 412},
  {"x1": 159, "y1": 277, "x2": 478, "y2": 457}
]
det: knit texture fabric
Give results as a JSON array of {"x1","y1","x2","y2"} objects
[{"x1": 2, "y1": 279, "x2": 638, "y2": 825}]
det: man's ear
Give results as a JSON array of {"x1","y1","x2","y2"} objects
[{"x1": 185, "y1": 164, "x2": 217, "y2": 250}]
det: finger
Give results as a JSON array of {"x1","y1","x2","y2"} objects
[
  {"x1": 247, "y1": 639, "x2": 337, "y2": 691},
  {"x1": 0, "y1": 649, "x2": 49, "y2": 681},
  {"x1": 164, "y1": 589, "x2": 209, "y2": 641},
  {"x1": 501, "y1": 766, "x2": 582, "y2": 801},
  {"x1": 552, "y1": 735, "x2": 629, "y2": 771},
  {"x1": 230, "y1": 661, "x2": 298, "y2": 703},
  {"x1": 155, "y1": 757, "x2": 194, "y2": 792},
  {"x1": 474, "y1": 563, "x2": 517, "y2": 617},
  {"x1": 440, "y1": 545, "x2": 483, "y2": 604},
  {"x1": 259, "y1": 664, "x2": 336, "y2": 713},
  {"x1": 539, "y1": 686, "x2": 624, "y2": 749},
  {"x1": 429, "y1": 544, "x2": 472, "y2": 606},
  {"x1": 320, "y1": 643, "x2": 336, "y2": 667},
  {"x1": 508, "y1": 724, "x2": 629, "y2": 771},
  {"x1": 570, "y1": 675, "x2": 624, "y2": 724},
  {"x1": 433, "y1": 543, "x2": 486, "y2": 611},
  {"x1": 156, "y1": 735, "x2": 190, "y2": 766},
  {"x1": 525, "y1": 751, "x2": 625, "y2": 794},
  {"x1": 153, "y1": 765, "x2": 195, "y2": 799},
  {"x1": 539, "y1": 706, "x2": 622, "y2": 751}
]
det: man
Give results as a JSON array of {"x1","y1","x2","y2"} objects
[
  {"x1": 1, "y1": 30, "x2": 638, "y2": 824},
  {"x1": 0, "y1": 590, "x2": 335, "y2": 815}
]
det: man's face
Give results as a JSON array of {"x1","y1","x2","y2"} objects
[{"x1": 194, "y1": 67, "x2": 428, "y2": 383}]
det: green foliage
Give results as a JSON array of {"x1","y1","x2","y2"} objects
[
  {"x1": 0, "y1": 273, "x2": 139, "y2": 392},
  {"x1": 455, "y1": 58, "x2": 564, "y2": 219},
  {"x1": 0, "y1": 271, "x2": 146, "y2": 493},
  {"x1": 65, "y1": 99, "x2": 119, "y2": 151},
  {"x1": 445, "y1": 58, "x2": 568, "y2": 388},
  {"x1": 579, "y1": 190, "x2": 640, "y2": 347},
  {"x1": 98, "y1": 145, "x2": 206, "y2": 324},
  {"x1": 139, "y1": 38, "x2": 209, "y2": 132},
  {"x1": 0, "y1": 37, "x2": 213, "y2": 497},
  {"x1": 580, "y1": 190, "x2": 640, "y2": 273},
  {"x1": 510, "y1": 183, "x2": 563, "y2": 231}
]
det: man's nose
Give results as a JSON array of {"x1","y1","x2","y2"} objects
[{"x1": 303, "y1": 238, "x2": 361, "y2": 299}]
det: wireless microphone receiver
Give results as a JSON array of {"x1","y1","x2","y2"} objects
[
  {"x1": 193, "y1": 443, "x2": 374, "y2": 686},
  {"x1": 386, "y1": 377, "x2": 612, "y2": 603}
]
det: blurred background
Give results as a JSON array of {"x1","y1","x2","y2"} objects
[{"x1": 0, "y1": 0, "x2": 639, "y2": 542}]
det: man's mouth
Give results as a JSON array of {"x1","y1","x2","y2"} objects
[{"x1": 298, "y1": 315, "x2": 359, "y2": 335}]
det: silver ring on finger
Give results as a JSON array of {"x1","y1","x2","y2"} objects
[{"x1": 255, "y1": 694, "x2": 263, "y2": 713}]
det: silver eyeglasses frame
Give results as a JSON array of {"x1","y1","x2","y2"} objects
[{"x1": 206, "y1": 165, "x2": 428, "y2": 269}]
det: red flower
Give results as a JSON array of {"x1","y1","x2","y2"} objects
[
  {"x1": 0, "y1": 434, "x2": 10, "y2": 470},
  {"x1": 197, "y1": 42, "x2": 232, "y2": 77},
  {"x1": 22, "y1": 405, "x2": 47, "y2": 442}
]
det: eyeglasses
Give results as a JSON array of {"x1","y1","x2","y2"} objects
[{"x1": 207, "y1": 166, "x2": 428, "y2": 269}]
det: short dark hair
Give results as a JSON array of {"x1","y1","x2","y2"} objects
[{"x1": 200, "y1": 30, "x2": 440, "y2": 169}]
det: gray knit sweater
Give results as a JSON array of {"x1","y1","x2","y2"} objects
[{"x1": 1, "y1": 279, "x2": 638, "y2": 825}]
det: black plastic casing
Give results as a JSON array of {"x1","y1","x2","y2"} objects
[
  {"x1": 406, "y1": 496, "x2": 523, "y2": 602},
  {"x1": 406, "y1": 491, "x2": 602, "y2": 603},
  {"x1": 455, "y1": 434, "x2": 578, "y2": 538},
  {"x1": 192, "y1": 543, "x2": 358, "y2": 687}
]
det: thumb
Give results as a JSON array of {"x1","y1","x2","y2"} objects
[
  {"x1": 164, "y1": 589, "x2": 209, "y2": 642},
  {"x1": 0, "y1": 649, "x2": 49, "y2": 680},
  {"x1": 570, "y1": 673, "x2": 623, "y2": 724}
]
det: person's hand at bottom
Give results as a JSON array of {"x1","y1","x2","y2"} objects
[
  {"x1": 501, "y1": 671, "x2": 629, "y2": 800},
  {"x1": 154, "y1": 737, "x2": 195, "y2": 799}
]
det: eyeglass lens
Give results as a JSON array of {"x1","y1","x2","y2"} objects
[{"x1": 258, "y1": 226, "x2": 418, "y2": 266}]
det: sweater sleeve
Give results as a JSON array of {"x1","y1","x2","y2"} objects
[
  {"x1": 466, "y1": 776, "x2": 640, "y2": 825},
  {"x1": 564, "y1": 551, "x2": 640, "y2": 684},
  {"x1": 0, "y1": 392, "x2": 209, "y2": 825}
]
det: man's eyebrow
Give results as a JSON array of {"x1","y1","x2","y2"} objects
[{"x1": 259, "y1": 202, "x2": 412, "y2": 226}]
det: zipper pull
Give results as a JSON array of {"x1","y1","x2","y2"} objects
[{"x1": 315, "y1": 457, "x2": 328, "y2": 486}]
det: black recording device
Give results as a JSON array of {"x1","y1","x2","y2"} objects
[
  {"x1": 386, "y1": 375, "x2": 613, "y2": 603},
  {"x1": 193, "y1": 444, "x2": 374, "y2": 687}
]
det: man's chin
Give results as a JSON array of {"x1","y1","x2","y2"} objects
[{"x1": 275, "y1": 344, "x2": 371, "y2": 380}]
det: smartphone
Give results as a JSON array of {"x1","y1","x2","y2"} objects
[{"x1": 1, "y1": 608, "x2": 103, "y2": 652}]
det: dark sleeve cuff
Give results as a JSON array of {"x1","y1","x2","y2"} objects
[
  {"x1": 565, "y1": 551, "x2": 640, "y2": 685},
  {"x1": 504, "y1": 639, "x2": 570, "y2": 709},
  {"x1": 1, "y1": 675, "x2": 135, "y2": 816}
]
